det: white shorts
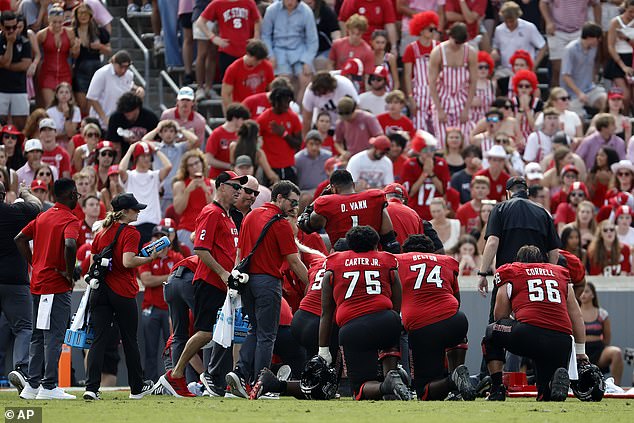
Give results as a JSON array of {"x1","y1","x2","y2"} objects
[
  {"x1": 547, "y1": 30, "x2": 581, "y2": 60},
  {"x1": 0, "y1": 93, "x2": 29, "y2": 116},
  {"x1": 193, "y1": 19, "x2": 215, "y2": 41},
  {"x1": 569, "y1": 86, "x2": 607, "y2": 116}
]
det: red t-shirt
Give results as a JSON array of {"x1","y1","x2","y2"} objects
[
  {"x1": 139, "y1": 250, "x2": 184, "y2": 310},
  {"x1": 554, "y1": 202, "x2": 576, "y2": 227},
  {"x1": 201, "y1": 0, "x2": 261, "y2": 58},
  {"x1": 206, "y1": 126, "x2": 238, "y2": 178},
  {"x1": 238, "y1": 203, "x2": 298, "y2": 278},
  {"x1": 193, "y1": 202, "x2": 239, "y2": 291},
  {"x1": 0, "y1": 0, "x2": 12, "y2": 11},
  {"x1": 91, "y1": 223, "x2": 141, "y2": 298},
  {"x1": 376, "y1": 113, "x2": 416, "y2": 140},
  {"x1": 558, "y1": 249, "x2": 585, "y2": 286},
  {"x1": 456, "y1": 201, "x2": 479, "y2": 234},
  {"x1": 397, "y1": 252, "x2": 460, "y2": 331},
  {"x1": 257, "y1": 108, "x2": 302, "y2": 169},
  {"x1": 279, "y1": 297, "x2": 293, "y2": 326},
  {"x1": 550, "y1": 189, "x2": 567, "y2": 213},
  {"x1": 402, "y1": 40, "x2": 435, "y2": 64},
  {"x1": 474, "y1": 168, "x2": 510, "y2": 203},
  {"x1": 328, "y1": 37, "x2": 375, "y2": 73},
  {"x1": 22, "y1": 203, "x2": 81, "y2": 295},
  {"x1": 326, "y1": 250, "x2": 396, "y2": 326},
  {"x1": 314, "y1": 189, "x2": 386, "y2": 245},
  {"x1": 445, "y1": 0, "x2": 487, "y2": 40},
  {"x1": 173, "y1": 255, "x2": 200, "y2": 273},
  {"x1": 400, "y1": 157, "x2": 450, "y2": 220},
  {"x1": 338, "y1": 0, "x2": 396, "y2": 43},
  {"x1": 177, "y1": 177, "x2": 214, "y2": 232},
  {"x1": 386, "y1": 198, "x2": 423, "y2": 245},
  {"x1": 588, "y1": 244, "x2": 631, "y2": 276},
  {"x1": 223, "y1": 57, "x2": 274, "y2": 103},
  {"x1": 42, "y1": 146, "x2": 71, "y2": 176},
  {"x1": 242, "y1": 92, "x2": 270, "y2": 119},
  {"x1": 495, "y1": 262, "x2": 572, "y2": 335},
  {"x1": 299, "y1": 257, "x2": 327, "y2": 316}
]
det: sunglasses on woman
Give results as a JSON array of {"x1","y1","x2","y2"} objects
[{"x1": 100, "y1": 151, "x2": 114, "y2": 157}]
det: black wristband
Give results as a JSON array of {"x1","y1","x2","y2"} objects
[{"x1": 477, "y1": 270, "x2": 493, "y2": 277}]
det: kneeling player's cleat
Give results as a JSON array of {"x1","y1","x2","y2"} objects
[
  {"x1": 475, "y1": 375, "x2": 492, "y2": 398},
  {"x1": 250, "y1": 368, "x2": 283, "y2": 400},
  {"x1": 451, "y1": 365, "x2": 476, "y2": 401},
  {"x1": 381, "y1": 370, "x2": 411, "y2": 401},
  {"x1": 486, "y1": 385, "x2": 507, "y2": 401},
  {"x1": 549, "y1": 367, "x2": 570, "y2": 402}
]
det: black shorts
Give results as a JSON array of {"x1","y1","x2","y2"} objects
[
  {"x1": 605, "y1": 53, "x2": 632, "y2": 80},
  {"x1": 291, "y1": 308, "x2": 339, "y2": 358},
  {"x1": 408, "y1": 311, "x2": 468, "y2": 395},
  {"x1": 482, "y1": 319, "x2": 571, "y2": 400},
  {"x1": 586, "y1": 340, "x2": 605, "y2": 366},
  {"x1": 179, "y1": 13, "x2": 193, "y2": 29},
  {"x1": 338, "y1": 309, "x2": 402, "y2": 397},
  {"x1": 192, "y1": 279, "x2": 226, "y2": 332}
]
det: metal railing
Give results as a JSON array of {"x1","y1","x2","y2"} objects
[
  {"x1": 158, "y1": 70, "x2": 212, "y2": 137},
  {"x1": 119, "y1": 18, "x2": 150, "y2": 91}
]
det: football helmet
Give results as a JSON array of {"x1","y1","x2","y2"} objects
[
  {"x1": 300, "y1": 356, "x2": 338, "y2": 400},
  {"x1": 571, "y1": 362, "x2": 605, "y2": 402}
]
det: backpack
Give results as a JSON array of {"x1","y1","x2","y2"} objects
[{"x1": 86, "y1": 224, "x2": 126, "y2": 289}]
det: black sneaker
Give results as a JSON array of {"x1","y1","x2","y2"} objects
[
  {"x1": 381, "y1": 370, "x2": 411, "y2": 401},
  {"x1": 475, "y1": 375, "x2": 492, "y2": 398},
  {"x1": 200, "y1": 372, "x2": 225, "y2": 397},
  {"x1": 83, "y1": 390, "x2": 102, "y2": 400},
  {"x1": 549, "y1": 368, "x2": 570, "y2": 402},
  {"x1": 250, "y1": 368, "x2": 283, "y2": 400},
  {"x1": 486, "y1": 384, "x2": 507, "y2": 401},
  {"x1": 8, "y1": 367, "x2": 27, "y2": 394},
  {"x1": 445, "y1": 390, "x2": 463, "y2": 401},
  {"x1": 226, "y1": 370, "x2": 249, "y2": 399},
  {"x1": 451, "y1": 365, "x2": 476, "y2": 401},
  {"x1": 129, "y1": 380, "x2": 156, "y2": 399}
]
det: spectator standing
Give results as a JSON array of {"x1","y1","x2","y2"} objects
[
  {"x1": 226, "y1": 181, "x2": 308, "y2": 397},
  {"x1": 429, "y1": 197, "x2": 461, "y2": 251},
  {"x1": 377, "y1": 90, "x2": 415, "y2": 139},
  {"x1": 14, "y1": 178, "x2": 80, "y2": 400},
  {"x1": 160, "y1": 87, "x2": 207, "y2": 147},
  {"x1": 205, "y1": 103, "x2": 250, "y2": 178},
  {"x1": 1, "y1": 124, "x2": 26, "y2": 170},
  {"x1": 294, "y1": 130, "x2": 332, "y2": 192},
  {"x1": 334, "y1": 96, "x2": 383, "y2": 158},
  {"x1": 156, "y1": 0, "x2": 184, "y2": 71},
  {"x1": 539, "y1": 0, "x2": 600, "y2": 87},
  {"x1": 338, "y1": 0, "x2": 398, "y2": 49},
  {"x1": 605, "y1": 0, "x2": 634, "y2": 111},
  {"x1": 0, "y1": 11, "x2": 33, "y2": 130},
  {"x1": 475, "y1": 145, "x2": 510, "y2": 202},
  {"x1": 328, "y1": 14, "x2": 374, "y2": 77},
  {"x1": 304, "y1": 0, "x2": 341, "y2": 70},
  {"x1": 38, "y1": 118, "x2": 71, "y2": 179},
  {"x1": 561, "y1": 22, "x2": 606, "y2": 117},
  {"x1": 1, "y1": 183, "x2": 40, "y2": 394},
  {"x1": 576, "y1": 113, "x2": 627, "y2": 169},
  {"x1": 16, "y1": 139, "x2": 50, "y2": 186},
  {"x1": 444, "y1": 0, "x2": 487, "y2": 45},
  {"x1": 523, "y1": 107, "x2": 561, "y2": 163},
  {"x1": 106, "y1": 93, "x2": 159, "y2": 155},
  {"x1": 261, "y1": 0, "x2": 318, "y2": 105},
  {"x1": 18, "y1": 0, "x2": 47, "y2": 31},
  {"x1": 46, "y1": 82, "x2": 81, "y2": 145},
  {"x1": 346, "y1": 135, "x2": 394, "y2": 189},
  {"x1": 358, "y1": 65, "x2": 389, "y2": 115}
]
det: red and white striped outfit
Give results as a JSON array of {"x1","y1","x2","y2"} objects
[
  {"x1": 478, "y1": 134, "x2": 495, "y2": 154},
  {"x1": 471, "y1": 80, "x2": 495, "y2": 123},
  {"x1": 405, "y1": 40, "x2": 437, "y2": 132},
  {"x1": 382, "y1": 52, "x2": 394, "y2": 91},
  {"x1": 432, "y1": 43, "x2": 474, "y2": 149}
]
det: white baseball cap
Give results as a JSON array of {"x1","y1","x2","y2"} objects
[
  {"x1": 485, "y1": 145, "x2": 507, "y2": 159},
  {"x1": 24, "y1": 139, "x2": 43, "y2": 153},
  {"x1": 177, "y1": 87, "x2": 195, "y2": 101},
  {"x1": 39, "y1": 118, "x2": 56, "y2": 130},
  {"x1": 525, "y1": 162, "x2": 544, "y2": 180}
]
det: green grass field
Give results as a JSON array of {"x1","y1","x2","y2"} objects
[{"x1": 1, "y1": 392, "x2": 632, "y2": 423}]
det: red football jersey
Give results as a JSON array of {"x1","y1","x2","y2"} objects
[
  {"x1": 377, "y1": 113, "x2": 416, "y2": 139},
  {"x1": 588, "y1": 244, "x2": 631, "y2": 276},
  {"x1": 326, "y1": 250, "x2": 397, "y2": 326},
  {"x1": 42, "y1": 146, "x2": 71, "y2": 176},
  {"x1": 386, "y1": 198, "x2": 423, "y2": 245},
  {"x1": 495, "y1": 262, "x2": 572, "y2": 335},
  {"x1": 299, "y1": 257, "x2": 327, "y2": 316},
  {"x1": 400, "y1": 157, "x2": 450, "y2": 220},
  {"x1": 314, "y1": 189, "x2": 386, "y2": 245},
  {"x1": 397, "y1": 252, "x2": 460, "y2": 331}
]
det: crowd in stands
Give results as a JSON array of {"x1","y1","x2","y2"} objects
[{"x1": 0, "y1": 0, "x2": 631, "y2": 386}]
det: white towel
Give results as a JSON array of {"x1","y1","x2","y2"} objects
[
  {"x1": 36, "y1": 294, "x2": 54, "y2": 330},
  {"x1": 70, "y1": 286, "x2": 91, "y2": 331},
  {"x1": 568, "y1": 335, "x2": 579, "y2": 380}
]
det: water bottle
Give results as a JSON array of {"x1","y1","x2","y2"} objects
[{"x1": 139, "y1": 236, "x2": 171, "y2": 257}]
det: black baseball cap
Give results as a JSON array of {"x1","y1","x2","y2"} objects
[
  {"x1": 111, "y1": 193, "x2": 147, "y2": 211},
  {"x1": 506, "y1": 176, "x2": 528, "y2": 191},
  {"x1": 215, "y1": 171, "x2": 248, "y2": 189}
]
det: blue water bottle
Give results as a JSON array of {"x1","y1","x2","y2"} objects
[{"x1": 140, "y1": 236, "x2": 171, "y2": 257}]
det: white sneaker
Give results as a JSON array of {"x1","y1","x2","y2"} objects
[
  {"x1": 36, "y1": 387, "x2": 76, "y2": 400},
  {"x1": 604, "y1": 377, "x2": 625, "y2": 394},
  {"x1": 19, "y1": 385, "x2": 41, "y2": 400},
  {"x1": 195, "y1": 88, "x2": 207, "y2": 101}
]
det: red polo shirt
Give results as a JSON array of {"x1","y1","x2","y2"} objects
[
  {"x1": 92, "y1": 223, "x2": 141, "y2": 298},
  {"x1": 223, "y1": 57, "x2": 274, "y2": 103},
  {"x1": 139, "y1": 250, "x2": 184, "y2": 310},
  {"x1": 21, "y1": 203, "x2": 81, "y2": 295},
  {"x1": 238, "y1": 203, "x2": 297, "y2": 279},
  {"x1": 193, "y1": 202, "x2": 238, "y2": 291}
]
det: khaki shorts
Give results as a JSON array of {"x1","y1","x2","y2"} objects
[
  {"x1": 547, "y1": 30, "x2": 581, "y2": 60},
  {"x1": 0, "y1": 93, "x2": 29, "y2": 116},
  {"x1": 193, "y1": 18, "x2": 215, "y2": 41}
]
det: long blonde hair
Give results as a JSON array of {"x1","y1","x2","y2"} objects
[
  {"x1": 173, "y1": 149, "x2": 208, "y2": 183},
  {"x1": 100, "y1": 210, "x2": 125, "y2": 232},
  {"x1": 587, "y1": 220, "x2": 620, "y2": 270}
]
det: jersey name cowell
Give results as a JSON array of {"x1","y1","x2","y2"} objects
[
  {"x1": 340, "y1": 200, "x2": 368, "y2": 212},
  {"x1": 524, "y1": 268, "x2": 556, "y2": 277},
  {"x1": 345, "y1": 258, "x2": 380, "y2": 266}
]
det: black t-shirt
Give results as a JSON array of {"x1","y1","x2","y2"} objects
[
  {"x1": 316, "y1": 3, "x2": 340, "y2": 54},
  {"x1": 0, "y1": 201, "x2": 40, "y2": 285},
  {"x1": 106, "y1": 107, "x2": 159, "y2": 152},
  {"x1": 0, "y1": 34, "x2": 32, "y2": 94},
  {"x1": 75, "y1": 27, "x2": 110, "y2": 63},
  {"x1": 450, "y1": 170, "x2": 473, "y2": 204},
  {"x1": 485, "y1": 192, "x2": 560, "y2": 267}
]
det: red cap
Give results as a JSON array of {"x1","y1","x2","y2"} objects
[
  {"x1": 560, "y1": 164, "x2": 579, "y2": 177},
  {"x1": 1, "y1": 124, "x2": 23, "y2": 136},
  {"x1": 369, "y1": 135, "x2": 391, "y2": 152},
  {"x1": 608, "y1": 87, "x2": 624, "y2": 100},
  {"x1": 409, "y1": 130, "x2": 438, "y2": 154},
  {"x1": 384, "y1": 183, "x2": 407, "y2": 197},
  {"x1": 132, "y1": 141, "x2": 152, "y2": 160},
  {"x1": 160, "y1": 218, "x2": 176, "y2": 228},
  {"x1": 324, "y1": 157, "x2": 344, "y2": 172},
  {"x1": 107, "y1": 165, "x2": 119, "y2": 177},
  {"x1": 615, "y1": 205, "x2": 633, "y2": 220},
  {"x1": 371, "y1": 65, "x2": 389, "y2": 80},
  {"x1": 567, "y1": 181, "x2": 589, "y2": 198},
  {"x1": 610, "y1": 191, "x2": 634, "y2": 207},
  {"x1": 96, "y1": 141, "x2": 114, "y2": 151},
  {"x1": 30, "y1": 179, "x2": 48, "y2": 191},
  {"x1": 341, "y1": 58, "x2": 364, "y2": 77}
]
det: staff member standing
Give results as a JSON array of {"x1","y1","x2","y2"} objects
[
  {"x1": 83, "y1": 193, "x2": 158, "y2": 400},
  {"x1": 226, "y1": 181, "x2": 309, "y2": 398},
  {"x1": 478, "y1": 177, "x2": 560, "y2": 321},
  {"x1": 1, "y1": 183, "x2": 40, "y2": 393},
  {"x1": 14, "y1": 179, "x2": 81, "y2": 400}
]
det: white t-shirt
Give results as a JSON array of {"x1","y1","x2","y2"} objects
[
  {"x1": 358, "y1": 91, "x2": 388, "y2": 116},
  {"x1": 302, "y1": 74, "x2": 359, "y2": 129},
  {"x1": 124, "y1": 169, "x2": 161, "y2": 225},
  {"x1": 492, "y1": 19, "x2": 545, "y2": 70},
  {"x1": 346, "y1": 150, "x2": 394, "y2": 188},
  {"x1": 86, "y1": 64, "x2": 135, "y2": 126},
  {"x1": 523, "y1": 130, "x2": 553, "y2": 162},
  {"x1": 46, "y1": 106, "x2": 81, "y2": 136},
  {"x1": 617, "y1": 226, "x2": 634, "y2": 247},
  {"x1": 535, "y1": 110, "x2": 581, "y2": 139}
]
